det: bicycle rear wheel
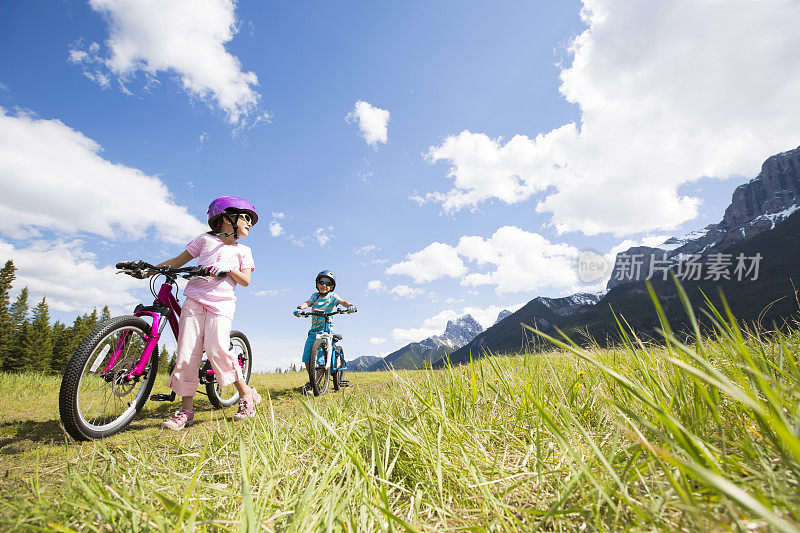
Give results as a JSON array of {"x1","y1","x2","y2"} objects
[
  {"x1": 308, "y1": 338, "x2": 330, "y2": 396},
  {"x1": 59, "y1": 316, "x2": 158, "y2": 441},
  {"x1": 206, "y1": 330, "x2": 253, "y2": 408}
]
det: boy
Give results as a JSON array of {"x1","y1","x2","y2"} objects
[{"x1": 294, "y1": 270, "x2": 356, "y2": 380}]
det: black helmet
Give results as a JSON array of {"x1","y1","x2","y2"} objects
[{"x1": 315, "y1": 270, "x2": 336, "y2": 290}]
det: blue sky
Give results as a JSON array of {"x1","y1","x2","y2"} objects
[{"x1": 1, "y1": 1, "x2": 799, "y2": 370}]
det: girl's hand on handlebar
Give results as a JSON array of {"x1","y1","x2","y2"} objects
[
  {"x1": 116, "y1": 260, "x2": 149, "y2": 279},
  {"x1": 203, "y1": 265, "x2": 230, "y2": 278},
  {"x1": 346, "y1": 305, "x2": 357, "y2": 314}
]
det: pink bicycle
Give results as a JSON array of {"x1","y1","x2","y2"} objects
[{"x1": 58, "y1": 261, "x2": 253, "y2": 441}]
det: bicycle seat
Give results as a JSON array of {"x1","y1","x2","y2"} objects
[{"x1": 333, "y1": 334, "x2": 343, "y2": 341}]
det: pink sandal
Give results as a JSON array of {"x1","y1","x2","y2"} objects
[
  {"x1": 234, "y1": 388, "x2": 262, "y2": 421},
  {"x1": 163, "y1": 408, "x2": 194, "y2": 430}
]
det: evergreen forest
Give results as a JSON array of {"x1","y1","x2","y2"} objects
[{"x1": 0, "y1": 260, "x2": 173, "y2": 374}]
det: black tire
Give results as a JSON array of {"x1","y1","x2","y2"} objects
[
  {"x1": 308, "y1": 338, "x2": 330, "y2": 396},
  {"x1": 333, "y1": 346, "x2": 346, "y2": 391},
  {"x1": 206, "y1": 330, "x2": 252, "y2": 408},
  {"x1": 59, "y1": 316, "x2": 157, "y2": 441}
]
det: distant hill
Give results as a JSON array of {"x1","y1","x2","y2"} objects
[
  {"x1": 557, "y1": 209, "x2": 800, "y2": 342},
  {"x1": 437, "y1": 294, "x2": 600, "y2": 367},
  {"x1": 368, "y1": 315, "x2": 483, "y2": 371},
  {"x1": 349, "y1": 355, "x2": 381, "y2": 371}
]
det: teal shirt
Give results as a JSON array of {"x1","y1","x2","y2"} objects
[{"x1": 308, "y1": 291, "x2": 340, "y2": 330}]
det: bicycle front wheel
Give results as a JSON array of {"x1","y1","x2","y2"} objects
[
  {"x1": 333, "y1": 346, "x2": 346, "y2": 391},
  {"x1": 308, "y1": 338, "x2": 330, "y2": 396},
  {"x1": 206, "y1": 330, "x2": 253, "y2": 408},
  {"x1": 59, "y1": 316, "x2": 158, "y2": 441}
]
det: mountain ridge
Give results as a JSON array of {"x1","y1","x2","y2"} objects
[{"x1": 367, "y1": 313, "x2": 484, "y2": 371}]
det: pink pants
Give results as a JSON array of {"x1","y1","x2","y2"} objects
[{"x1": 167, "y1": 298, "x2": 243, "y2": 397}]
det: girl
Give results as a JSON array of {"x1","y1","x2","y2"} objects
[{"x1": 158, "y1": 196, "x2": 260, "y2": 430}]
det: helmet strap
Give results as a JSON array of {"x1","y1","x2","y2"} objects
[{"x1": 220, "y1": 213, "x2": 239, "y2": 240}]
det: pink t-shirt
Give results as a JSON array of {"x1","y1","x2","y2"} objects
[{"x1": 182, "y1": 233, "x2": 255, "y2": 319}]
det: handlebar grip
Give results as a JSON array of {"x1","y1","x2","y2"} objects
[{"x1": 199, "y1": 266, "x2": 231, "y2": 278}]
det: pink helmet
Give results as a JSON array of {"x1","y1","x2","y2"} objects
[{"x1": 207, "y1": 196, "x2": 258, "y2": 231}]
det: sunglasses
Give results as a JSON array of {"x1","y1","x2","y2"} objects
[
  {"x1": 317, "y1": 279, "x2": 334, "y2": 286},
  {"x1": 232, "y1": 213, "x2": 252, "y2": 225}
]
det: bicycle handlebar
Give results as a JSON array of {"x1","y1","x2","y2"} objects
[
  {"x1": 295, "y1": 307, "x2": 357, "y2": 318},
  {"x1": 116, "y1": 260, "x2": 227, "y2": 279}
]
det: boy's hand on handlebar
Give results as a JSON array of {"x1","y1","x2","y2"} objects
[
  {"x1": 294, "y1": 306, "x2": 303, "y2": 317},
  {"x1": 346, "y1": 305, "x2": 357, "y2": 314}
]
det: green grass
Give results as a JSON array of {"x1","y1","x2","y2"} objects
[{"x1": 1, "y1": 290, "x2": 799, "y2": 531}]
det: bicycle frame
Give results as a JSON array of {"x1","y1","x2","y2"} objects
[
  {"x1": 99, "y1": 279, "x2": 181, "y2": 382},
  {"x1": 311, "y1": 314, "x2": 348, "y2": 372}
]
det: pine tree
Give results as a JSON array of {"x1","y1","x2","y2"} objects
[
  {"x1": 51, "y1": 321, "x2": 71, "y2": 373},
  {"x1": 168, "y1": 351, "x2": 177, "y2": 374},
  {"x1": 100, "y1": 305, "x2": 111, "y2": 323},
  {"x1": 0, "y1": 260, "x2": 17, "y2": 369},
  {"x1": 158, "y1": 345, "x2": 170, "y2": 374},
  {"x1": 86, "y1": 308, "x2": 99, "y2": 331},
  {"x1": 66, "y1": 314, "x2": 91, "y2": 362},
  {"x1": 6, "y1": 288, "x2": 29, "y2": 372},
  {"x1": 26, "y1": 297, "x2": 52, "y2": 372}
]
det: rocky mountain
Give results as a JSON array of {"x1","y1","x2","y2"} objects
[
  {"x1": 436, "y1": 293, "x2": 601, "y2": 367},
  {"x1": 426, "y1": 314, "x2": 483, "y2": 349},
  {"x1": 494, "y1": 309, "x2": 512, "y2": 325},
  {"x1": 349, "y1": 355, "x2": 381, "y2": 371},
  {"x1": 559, "y1": 209, "x2": 800, "y2": 342},
  {"x1": 608, "y1": 146, "x2": 800, "y2": 289},
  {"x1": 367, "y1": 314, "x2": 483, "y2": 371}
]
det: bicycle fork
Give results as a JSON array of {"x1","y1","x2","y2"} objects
[{"x1": 315, "y1": 332, "x2": 332, "y2": 368}]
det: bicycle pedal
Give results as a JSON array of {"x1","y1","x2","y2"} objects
[{"x1": 149, "y1": 392, "x2": 176, "y2": 402}]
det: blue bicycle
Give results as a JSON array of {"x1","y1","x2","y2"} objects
[{"x1": 296, "y1": 308, "x2": 354, "y2": 396}]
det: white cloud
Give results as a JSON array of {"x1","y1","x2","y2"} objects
[
  {"x1": 369, "y1": 337, "x2": 386, "y2": 345},
  {"x1": 424, "y1": 1, "x2": 800, "y2": 236},
  {"x1": 314, "y1": 227, "x2": 334, "y2": 247},
  {"x1": 366, "y1": 280, "x2": 384, "y2": 292},
  {"x1": 608, "y1": 234, "x2": 672, "y2": 257},
  {"x1": 389, "y1": 285, "x2": 426, "y2": 299},
  {"x1": 254, "y1": 289, "x2": 289, "y2": 297},
  {"x1": 355, "y1": 244, "x2": 379, "y2": 255},
  {"x1": 0, "y1": 107, "x2": 206, "y2": 243},
  {"x1": 386, "y1": 242, "x2": 466, "y2": 283},
  {"x1": 392, "y1": 309, "x2": 460, "y2": 343},
  {"x1": 362, "y1": 258, "x2": 389, "y2": 268},
  {"x1": 346, "y1": 100, "x2": 390, "y2": 148},
  {"x1": 460, "y1": 303, "x2": 524, "y2": 329},
  {"x1": 72, "y1": 0, "x2": 261, "y2": 125},
  {"x1": 269, "y1": 220, "x2": 284, "y2": 237},
  {"x1": 458, "y1": 226, "x2": 581, "y2": 294},
  {"x1": 386, "y1": 227, "x2": 582, "y2": 295},
  {"x1": 271, "y1": 212, "x2": 285, "y2": 219},
  {"x1": 0, "y1": 239, "x2": 142, "y2": 314}
]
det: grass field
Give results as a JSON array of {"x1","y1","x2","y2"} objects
[{"x1": 1, "y1": 290, "x2": 799, "y2": 531}]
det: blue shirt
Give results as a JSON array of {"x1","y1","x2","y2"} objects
[{"x1": 307, "y1": 291, "x2": 340, "y2": 330}]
